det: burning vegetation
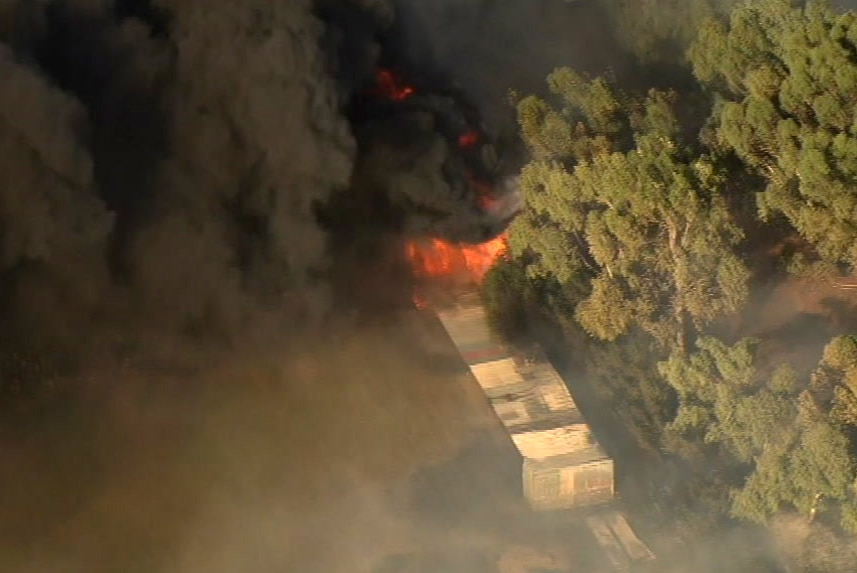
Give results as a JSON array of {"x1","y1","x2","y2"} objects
[{"x1": 406, "y1": 236, "x2": 508, "y2": 284}]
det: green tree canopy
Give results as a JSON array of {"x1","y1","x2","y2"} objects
[
  {"x1": 510, "y1": 69, "x2": 749, "y2": 348},
  {"x1": 691, "y1": 0, "x2": 857, "y2": 269},
  {"x1": 659, "y1": 337, "x2": 795, "y2": 463},
  {"x1": 660, "y1": 335, "x2": 857, "y2": 531},
  {"x1": 486, "y1": 0, "x2": 857, "y2": 541},
  {"x1": 810, "y1": 335, "x2": 857, "y2": 426},
  {"x1": 584, "y1": 331, "x2": 676, "y2": 451}
]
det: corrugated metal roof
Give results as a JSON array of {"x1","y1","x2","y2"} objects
[
  {"x1": 435, "y1": 293, "x2": 615, "y2": 509},
  {"x1": 468, "y1": 358, "x2": 590, "y2": 435},
  {"x1": 438, "y1": 299, "x2": 602, "y2": 461},
  {"x1": 436, "y1": 305, "x2": 510, "y2": 366},
  {"x1": 532, "y1": 370, "x2": 577, "y2": 414},
  {"x1": 494, "y1": 399, "x2": 533, "y2": 426},
  {"x1": 436, "y1": 306, "x2": 494, "y2": 346},
  {"x1": 524, "y1": 447, "x2": 611, "y2": 471},
  {"x1": 603, "y1": 511, "x2": 655, "y2": 563},
  {"x1": 470, "y1": 358, "x2": 525, "y2": 390},
  {"x1": 512, "y1": 424, "x2": 598, "y2": 460}
]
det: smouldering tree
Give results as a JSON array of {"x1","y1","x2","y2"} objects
[
  {"x1": 509, "y1": 68, "x2": 749, "y2": 349},
  {"x1": 583, "y1": 332, "x2": 676, "y2": 451},
  {"x1": 480, "y1": 257, "x2": 542, "y2": 344}
]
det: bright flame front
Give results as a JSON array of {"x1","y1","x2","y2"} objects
[{"x1": 406, "y1": 235, "x2": 508, "y2": 285}]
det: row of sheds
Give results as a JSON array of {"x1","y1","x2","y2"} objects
[{"x1": 434, "y1": 293, "x2": 614, "y2": 512}]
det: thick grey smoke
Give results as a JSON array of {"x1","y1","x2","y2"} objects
[
  {"x1": 391, "y1": 0, "x2": 628, "y2": 130},
  {"x1": 0, "y1": 39, "x2": 116, "y2": 350},
  {"x1": 0, "y1": 0, "x2": 364, "y2": 364},
  {"x1": 0, "y1": 0, "x2": 547, "y2": 412},
  {"x1": 0, "y1": 44, "x2": 111, "y2": 268},
  {"x1": 0, "y1": 2, "x2": 531, "y2": 570},
  {"x1": 0, "y1": 0, "x2": 528, "y2": 365},
  {"x1": 351, "y1": 96, "x2": 521, "y2": 244}
]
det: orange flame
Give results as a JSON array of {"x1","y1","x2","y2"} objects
[
  {"x1": 372, "y1": 68, "x2": 508, "y2": 304},
  {"x1": 406, "y1": 234, "x2": 508, "y2": 285}
]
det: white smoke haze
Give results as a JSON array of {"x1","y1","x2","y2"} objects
[{"x1": 768, "y1": 515, "x2": 857, "y2": 573}]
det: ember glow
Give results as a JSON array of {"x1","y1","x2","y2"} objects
[
  {"x1": 458, "y1": 129, "x2": 480, "y2": 148},
  {"x1": 406, "y1": 234, "x2": 508, "y2": 284},
  {"x1": 466, "y1": 174, "x2": 499, "y2": 212},
  {"x1": 375, "y1": 69, "x2": 415, "y2": 101}
]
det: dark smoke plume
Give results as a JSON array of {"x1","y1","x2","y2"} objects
[
  {"x1": 320, "y1": 0, "x2": 523, "y2": 245},
  {"x1": 346, "y1": 69, "x2": 522, "y2": 244},
  {"x1": 389, "y1": 0, "x2": 629, "y2": 128},
  {"x1": 0, "y1": 0, "x2": 525, "y2": 370},
  {"x1": 1, "y1": 0, "x2": 361, "y2": 363},
  {"x1": 0, "y1": 2, "x2": 529, "y2": 569}
]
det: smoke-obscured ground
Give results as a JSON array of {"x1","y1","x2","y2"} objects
[
  {"x1": 0, "y1": 312, "x2": 515, "y2": 572},
  {"x1": 0, "y1": 308, "x2": 631, "y2": 573}
]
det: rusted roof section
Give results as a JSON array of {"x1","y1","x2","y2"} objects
[{"x1": 436, "y1": 296, "x2": 611, "y2": 467}]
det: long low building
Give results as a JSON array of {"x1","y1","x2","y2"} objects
[{"x1": 435, "y1": 293, "x2": 614, "y2": 511}]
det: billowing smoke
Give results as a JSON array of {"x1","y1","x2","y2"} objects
[
  {"x1": 347, "y1": 67, "x2": 521, "y2": 243},
  {"x1": 1, "y1": 0, "x2": 355, "y2": 364},
  {"x1": 388, "y1": 0, "x2": 629, "y2": 129},
  {"x1": 0, "y1": 0, "x2": 525, "y2": 369},
  {"x1": 0, "y1": 2, "x2": 530, "y2": 570}
]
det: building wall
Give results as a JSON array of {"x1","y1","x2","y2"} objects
[{"x1": 523, "y1": 458, "x2": 614, "y2": 511}]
